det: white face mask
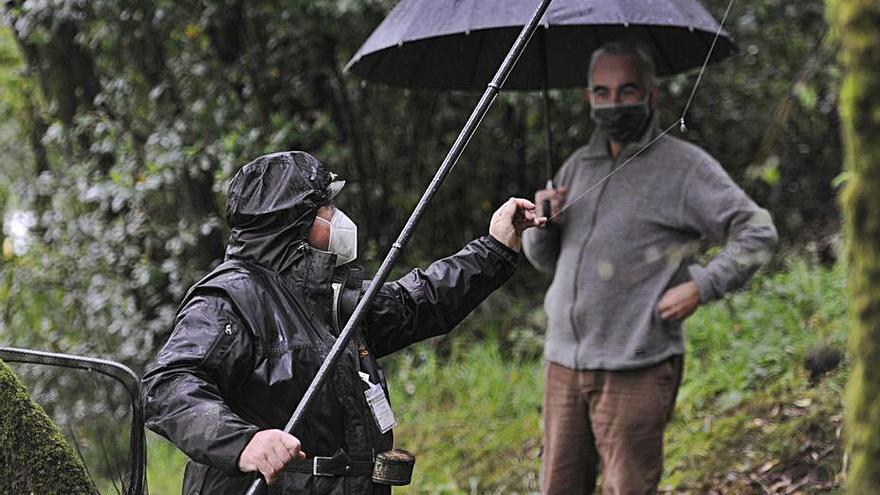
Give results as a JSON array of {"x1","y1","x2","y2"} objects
[{"x1": 315, "y1": 208, "x2": 358, "y2": 267}]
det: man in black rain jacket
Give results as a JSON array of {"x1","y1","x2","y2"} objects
[{"x1": 142, "y1": 151, "x2": 543, "y2": 494}]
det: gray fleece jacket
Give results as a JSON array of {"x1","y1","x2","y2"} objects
[{"x1": 523, "y1": 120, "x2": 778, "y2": 370}]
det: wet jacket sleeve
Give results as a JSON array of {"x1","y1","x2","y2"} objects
[
  {"x1": 141, "y1": 294, "x2": 259, "y2": 474},
  {"x1": 682, "y1": 159, "x2": 779, "y2": 302},
  {"x1": 363, "y1": 235, "x2": 519, "y2": 358}
]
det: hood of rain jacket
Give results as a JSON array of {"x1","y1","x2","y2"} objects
[{"x1": 225, "y1": 150, "x2": 345, "y2": 272}]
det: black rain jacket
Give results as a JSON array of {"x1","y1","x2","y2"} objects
[{"x1": 141, "y1": 151, "x2": 518, "y2": 494}]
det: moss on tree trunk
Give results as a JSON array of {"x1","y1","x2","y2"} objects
[
  {"x1": 827, "y1": 0, "x2": 880, "y2": 491},
  {"x1": 0, "y1": 358, "x2": 98, "y2": 494}
]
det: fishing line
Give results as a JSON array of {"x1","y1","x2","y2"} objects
[
  {"x1": 548, "y1": 0, "x2": 735, "y2": 222},
  {"x1": 548, "y1": 119, "x2": 679, "y2": 219}
]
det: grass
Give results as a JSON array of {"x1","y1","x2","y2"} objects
[
  {"x1": 387, "y1": 345, "x2": 544, "y2": 494},
  {"x1": 146, "y1": 258, "x2": 848, "y2": 494},
  {"x1": 662, "y1": 259, "x2": 847, "y2": 493},
  {"x1": 146, "y1": 432, "x2": 186, "y2": 495}
]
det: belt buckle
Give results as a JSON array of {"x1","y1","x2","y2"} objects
[{"x1": 312, "y1": 456, "x2": 333, "y2": 477}]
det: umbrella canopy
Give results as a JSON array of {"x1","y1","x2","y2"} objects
[{"x1": 346, "y1": 0, "x2": 735, "y2": 90}]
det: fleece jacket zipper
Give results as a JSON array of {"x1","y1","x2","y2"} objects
[{"x1": 568, "y1": 160, "x2": 614, "y2": 368}]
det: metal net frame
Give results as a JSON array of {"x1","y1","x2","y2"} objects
[{"x1": 0, "y1": 347, "x2": 146, "y2": 495}]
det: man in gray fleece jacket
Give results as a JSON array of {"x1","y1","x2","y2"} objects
[{"x1": 523, "y1": 42, "x2": 778, "y2": 494}]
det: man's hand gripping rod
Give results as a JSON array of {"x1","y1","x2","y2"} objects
[{"x1": 243, "y1": 0, "x2": 554, "y2": 492}]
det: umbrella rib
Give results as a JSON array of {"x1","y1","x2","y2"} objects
[
  {"x1": 468, "y1": 29, "x2": 489, "y2": 90},
  {"x1": 644, "y1": 25, "x2": 675, "y2": 76},
  {"x1": 363, "y1": 48, "x2": 380, "y2": 83},
  {"x1": 465, "y1": 0, "x2": 483, "y2": 89},
  {"x1": 405, "y1": 40, "x2": 431, "y2": 88}
]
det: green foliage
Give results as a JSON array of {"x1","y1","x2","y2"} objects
[
  {"x1": 0, "y1": 358, "x2": 99, "y2": 495},
  {"x1": 676, "y1": 260, "x2": 847, "y2": 418},
  {"x1": 683, "y1": 0, "x2": 841, "y2": 243},
  {"x1": 664, "y1": 259, "x2": 848, "y2": 489},
  {"x1": 444, "y1": 269, "x2": 551, "y2": 360},
  {"x1": 146, "y1": 432, "x2": 187, "y2": 495},
  {"x1": 387, "y1": 343, "x2": 543, "y2": 494}
]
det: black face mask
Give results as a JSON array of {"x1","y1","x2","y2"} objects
[{"x1": 590, "y1": 98, "x2": 651, "y2": 143}]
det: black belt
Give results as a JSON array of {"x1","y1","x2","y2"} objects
[{"x1": 285, "y1": 449, "x2": 374, "y2": 477}]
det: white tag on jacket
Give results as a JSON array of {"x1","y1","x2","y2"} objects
[{"x1": 359, "y1": 372, "x2": 396, "y2": 434}]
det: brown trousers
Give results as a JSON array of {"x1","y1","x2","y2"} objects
[{"x1": 540, "y1": 357, "x2": 683, "y2": 495}]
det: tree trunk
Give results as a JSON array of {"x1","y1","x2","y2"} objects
[{"x1": 827, "y1": 0, "x2": 880, "y2": 492}]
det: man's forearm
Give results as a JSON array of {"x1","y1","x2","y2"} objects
[{"x1": 688, "y1": 209, "x2": 778, "y2": 302}]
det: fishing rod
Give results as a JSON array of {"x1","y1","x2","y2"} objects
[{"x1": 243, "y1": 0, "x2": 554, "y2": 492}]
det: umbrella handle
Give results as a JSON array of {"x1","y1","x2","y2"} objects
[
  {"x1": 542, "y1": 198, "x2": 552, "y2": 219},
  {"x1": 242, "y1": 0, "x2": 555, "y2": 494},
  {"x1": 543, "y1": 179, "x2": 555, "y2": 219}
]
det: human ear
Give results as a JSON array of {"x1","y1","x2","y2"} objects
[{"x1": 307, "y1": 207, "x2": 333, "y2": 250}]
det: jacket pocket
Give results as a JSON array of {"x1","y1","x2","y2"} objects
[
  {"x1": 200, "y1": 318, "x2": 239, "y2": 371},
  {"x1": 181, "y1": 460, "x2": 209, "y2": 495}
]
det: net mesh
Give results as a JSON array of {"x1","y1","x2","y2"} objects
[{"x1": 1, "y1": 349, "x2": 145, "y2": 495}]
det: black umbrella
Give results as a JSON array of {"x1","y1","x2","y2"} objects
[
  {"x1": 346, "y1": 0, "x2": 736, "y2": 214},
  {"x1": 346, "y1": 0, "x2": 734, "y2": 89}
]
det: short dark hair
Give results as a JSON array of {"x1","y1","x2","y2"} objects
[{"x1": 588, "y1": 41, "x2": 658, "y2": 89}]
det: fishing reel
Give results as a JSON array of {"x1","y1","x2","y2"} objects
[{"x1": 372, "y1": 449, "x2": 416, "y2": 486}]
